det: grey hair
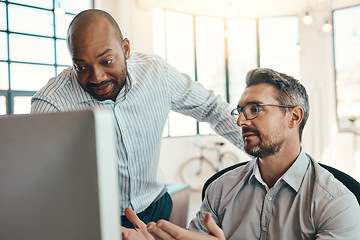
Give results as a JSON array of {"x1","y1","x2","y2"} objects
[{"x1": 245, "y1": 68, "x2": 309, "y2": 141}]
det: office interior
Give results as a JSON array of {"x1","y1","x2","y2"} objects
[
  {"x1": 91, "y1": 0, "x2": 360, "y2": 183},
  {"x1": 1, "y1": 0, "x2": 360, "y2": 227}
]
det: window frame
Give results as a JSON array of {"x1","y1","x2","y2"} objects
[{"x1": 0, "y1": 0, "x2": 94, "y2": 115}]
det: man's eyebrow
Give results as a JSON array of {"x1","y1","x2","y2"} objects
[
  {"x1": 97, "y1": 49, "x2": 111, "y2": 58},
  {"x1": 72, "y1": 49, "x2": 112, "y2": 62},
  {"x1": 72, "y1": 57, "x2": 84, "y2": 62},
  {"x1": 237, "y1": 101, "x2": 262, "y2": 108}
]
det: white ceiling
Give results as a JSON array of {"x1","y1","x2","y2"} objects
[{"x1": 136, "y1": 0, "x2": 360, "y2": 18}]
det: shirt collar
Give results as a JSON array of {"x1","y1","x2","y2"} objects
[
  {"x1": 253, "y1": 160, "x2": 271, "y2": 191},
  {"x1": 248, "y1": 161, "x2": 257, "y2": 185},
  {"x1": 282, "y1": 149, "x2": 310, "y2": 192},
  {"x1": 248, "y1": 149, "x2": 310, "y2": 192}
]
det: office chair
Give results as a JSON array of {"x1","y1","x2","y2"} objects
[{"x1": 202, "y1": 160, "x2": 360, "y2": 205}]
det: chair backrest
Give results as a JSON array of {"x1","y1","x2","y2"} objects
[
  {"x1": 201, "y1": 160, "x2": 360, "y2": 205},
  {"x1": 318, "y1": 163, "x2": 360, "y2": 204},
  {"x1": 202, "y1": 161, "x2": 248, "y2": 200}
]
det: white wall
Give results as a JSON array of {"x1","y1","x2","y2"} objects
[
  {"x1": 95, "y1": 0, "x2": 155, "y2": 54},
  {"x1": 95, "y1": 0, "x2": 360, "y2": 182}
]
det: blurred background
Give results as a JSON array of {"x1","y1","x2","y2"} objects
[{"x1": 0, "y1": 0, "x2": 359, "y2": 187}]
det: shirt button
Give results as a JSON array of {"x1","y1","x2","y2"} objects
[
  {"x1": 268, "y1": 196, "x2": 272, "y2": 201},
  {"x1": 262, "y1": 226, "x2": 267, "y2": 232}
]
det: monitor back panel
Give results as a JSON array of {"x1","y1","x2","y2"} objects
[{"x1": 0, "y1": 110, "x2": 119, "y2": 240}]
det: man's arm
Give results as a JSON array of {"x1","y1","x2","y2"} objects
[
  {"x1": 316, "y1": 194, "x2": 360, "y2": 239},
  {"x1": 163, "y1": 59, "x2": 242, "y2": 148}
]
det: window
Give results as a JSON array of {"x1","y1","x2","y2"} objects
[
  {"x1": 153, "y1": 9, "x2": 300, "y2": 137},
  {"x1": 162, "y1": 10, "x2": 197, "y2": 137},
  {"x1": 227, "y1": 18, "x2": 257, "y2": 105},
  {"x1": 0, "y1": 0, "x2": 93, "y2": 115},
  {"x1": 333, "y1": 5, "x2": 360, "y2": 131},
  {"x1": 259, "y1": 16, "x2": 300, "y2": 79}
]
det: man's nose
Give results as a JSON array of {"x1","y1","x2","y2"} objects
[
  {"x1": 237, "y1": 112, "x2": 250, "y2": 127},
  {"x1": 91, "y1": 66, "x2": 107, "y2": 84}
]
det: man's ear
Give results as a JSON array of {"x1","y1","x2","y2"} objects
[
  {"x1": 288, "y1": 106, "x2": 303, "y2": 128},
  {"x1": 122, "y1": 38, "x2": 131, "y2": 60}
]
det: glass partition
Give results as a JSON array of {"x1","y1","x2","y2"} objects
[
  {"x1": 227, "y1": 18, "x2": 257, "y2": 105},
  {"x1": 10, "y1": 63, "x2": 55, "y2": 91},
  {"x1": 164, "y1": 10, "x2": 197, "y2": 137},
  {"x1": 0, "y1": 96, "x2": 6, "y2": 115},
  {"x1": 8, "y1": 4, "x2": 54, "y2": 36},
  {"x1": 0, "y1": 2, "x2": 6, "y2": 30},
  {"x1": 196, "y1": 16, "x2": 226, "y2": 135},
  {"x1": 153, "y1": 9, "x2": 300, "y2": 137},
  {"x1": 259, "y1": 16, "x2": 300, "y2": 79},
  {"x1": 9, "y1": 34, "x2": 55, "y2": 64},
  {"x1": 333, "y1": 5, "x2": 360, "y2": 131},
  {"x1": 0, "y1": 32, "x2": 7, "y2": 61},
  {"x1": 0, "y1": 62, "x2": 9, "y2": 90},
  {"x1": 8, "y1": 0, "x2": 53, "y2": 9},
  {"x1": 14, "y1": 96, "x2": 32, "y2": 114}
]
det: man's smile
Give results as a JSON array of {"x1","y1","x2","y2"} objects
[{"x1": 91, "y1": 82, "x2": 113, "y2": 96}]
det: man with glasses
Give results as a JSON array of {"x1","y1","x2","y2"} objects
[{"x1": 122, "y1": 68, "x2": 360, "y2": 240}]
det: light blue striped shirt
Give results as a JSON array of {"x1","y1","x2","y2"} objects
[{"x1": 31, "y1": 52, "x2": 242, "y2": 214}]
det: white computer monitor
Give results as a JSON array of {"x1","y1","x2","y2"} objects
[{"x1": 0, "y1": 110, "x2": 121, "y2": 240}]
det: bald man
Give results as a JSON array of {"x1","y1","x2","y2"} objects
[{"x1": 30, "y1": 9, "x2": 243, "y2": 227}]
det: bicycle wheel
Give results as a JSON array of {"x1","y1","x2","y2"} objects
[
  {"x1": 180, "y1": 157, "x2": 216, "y2": 191},
  {"x1": 218, "y1": 152, "x2": 239, "y2": 171}
]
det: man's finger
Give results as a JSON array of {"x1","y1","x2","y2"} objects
[
  {"x1": 152, "y1": 220, "x2": 186, "y2": 239},
  {"x1": 147, "y1": 221, "x2": 174, "y2": 240},
  {"x1": 203, "y1": 213, "x2": 225, "y2": 240},
  {"x1": 124, "y1": 208, "x2": 147, "y2": 228},
  {"x1": 121, "y1": 226, "x2": 132, "y2": 240},
  {"x1": 121, "y1": 225, "x2": 155, "y2": 240}
]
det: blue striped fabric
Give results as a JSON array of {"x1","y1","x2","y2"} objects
[{"x1": 31, "y1": 52, "x2": 242, "y2": 214}]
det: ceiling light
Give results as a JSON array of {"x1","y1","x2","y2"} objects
[
  {"x1": 302, "y1": 11, "x2": 313, "y2": 25},
  {"x1": 322, "y1": 21, "x2": 332, "y2": 32},
  {"x1": 54, "y1": 7, "x2": 65, "y2": 15},
  {"x1": 54, "y1": 1, "x2": 65, "y2": 16}
]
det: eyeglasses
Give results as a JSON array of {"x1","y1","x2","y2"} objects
[{"x1": 231, "y1": 103, "x2": 295, "y2": 120}]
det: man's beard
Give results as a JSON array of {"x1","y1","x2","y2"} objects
[
  {"x1": 82, "y1": 52, "x2": 128, "y2": 101},
  {"x1": 242, "y1": 127, "x2": 285, "y2": 158},
  {"x1": 85, "y1": 63, "x2": 127, "y2": 101},
  {"x1": 87, "y1": 77, "x2": 124, "y2": 101}
]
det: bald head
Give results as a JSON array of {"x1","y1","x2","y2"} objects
[{"x1": 66, "y1": 9, "x2": 124, "y2": 53}]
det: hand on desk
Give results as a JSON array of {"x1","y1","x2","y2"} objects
[{"x1": 121, "y1": 208, "x2": 225, "y2": 240}]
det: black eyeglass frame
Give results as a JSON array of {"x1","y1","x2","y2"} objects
[{"x1": 230, "y1": 103, "x2": 296, "y2": 120}]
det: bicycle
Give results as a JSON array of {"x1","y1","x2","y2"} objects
[{"x1": 180, "y1": 141, "x2": 239, "y2": 191}]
